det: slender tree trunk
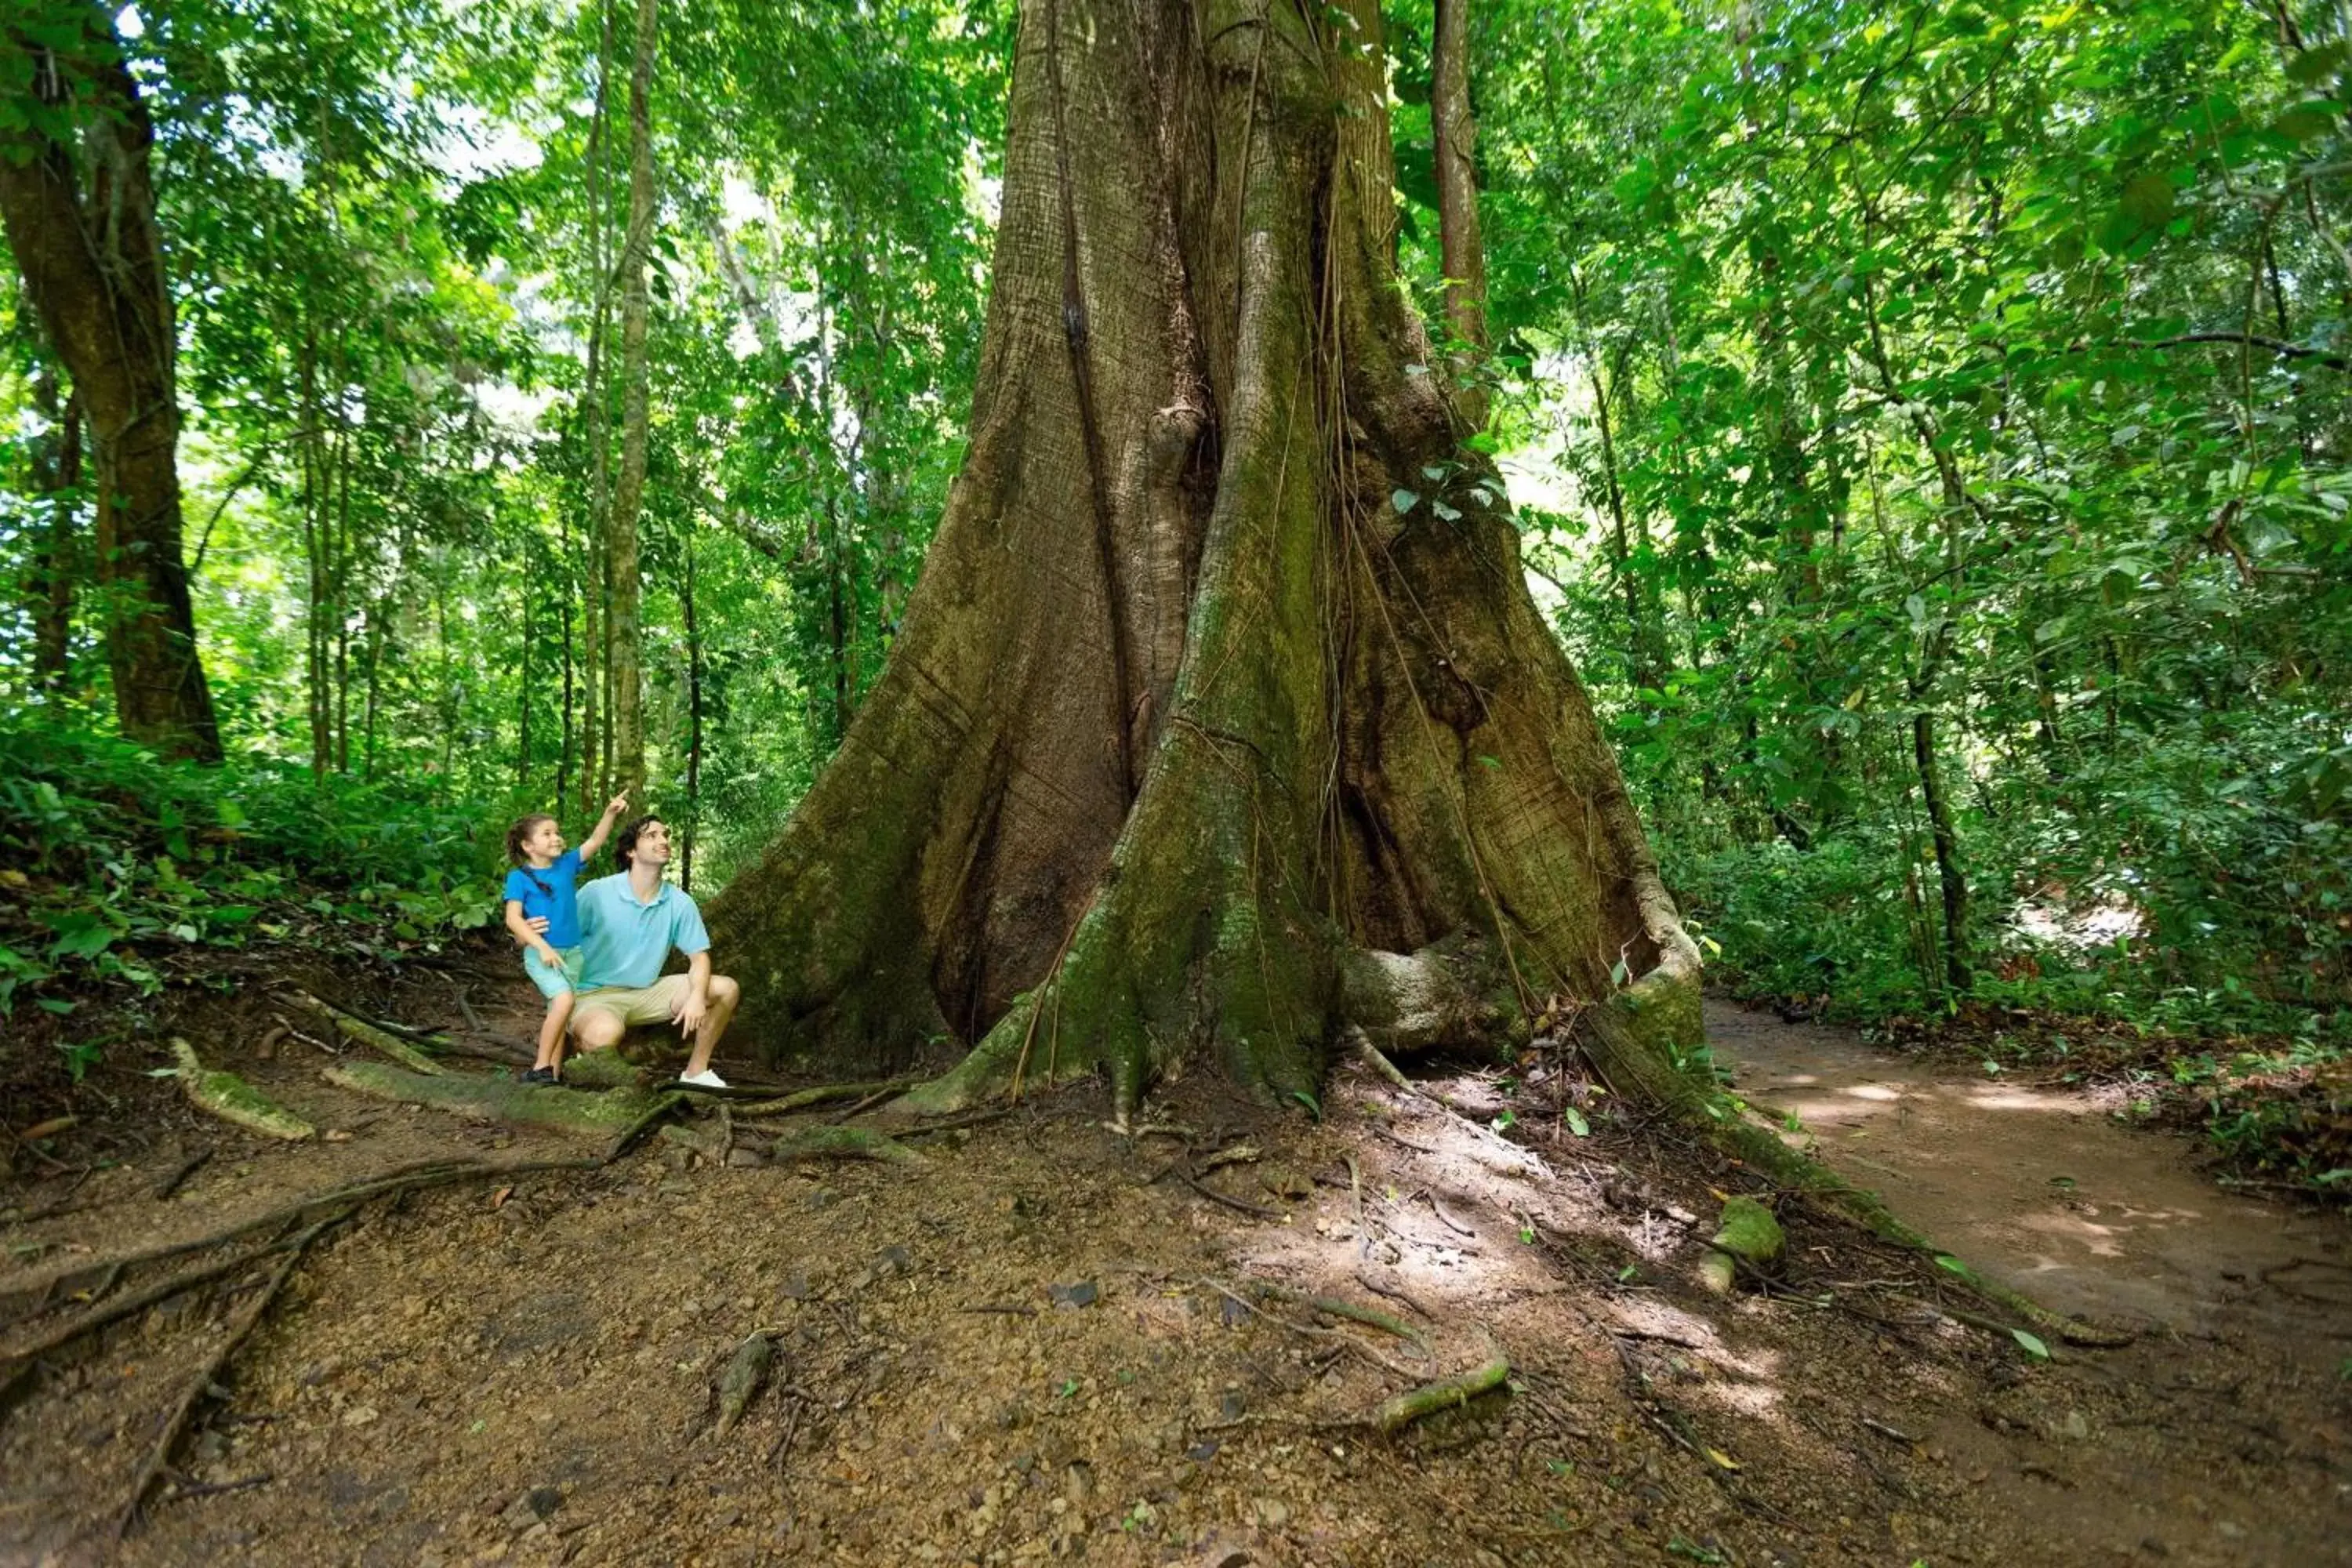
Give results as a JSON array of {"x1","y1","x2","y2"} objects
[
  {"x1": 1429, "y1": 0, "x2": 1489, "y2": 426},
  {"x1": 517, "y1": 570, "x2": 534, "y2": 789},
  {"x1": 24, "y1": 371, "x2": 82, "y2": 696},
  {"x1": 1566, "y1": 270, "x2": 1655, "y2": 691},
  {"x1": 0, "y1": 3, "x2": 220, "y2": 760},
  {"x1": 558, "y1": 511, "x2": 577, "y2": 815},
  {"x1": 606, "y1": 0, "x2": 659, "y2": 800},
  {"x1": 709, "y1": 0, "x2": 1702, "y2": 1122},
  {"x1": 682, "y1": 518, "x2": 703, "y2": 891},
  {"x1": 579, "y1": 0, "x2": 617, "y2": 815}
]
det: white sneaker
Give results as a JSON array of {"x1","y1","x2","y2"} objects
[{"x1": 677, "y1": 1069, "x2": 728, "y2": 1090}]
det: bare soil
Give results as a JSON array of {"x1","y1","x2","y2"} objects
[{"x1": 2, "y1": 978, "x2": 2347, "y2": 1566}]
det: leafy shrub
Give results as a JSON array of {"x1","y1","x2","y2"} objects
[{"x1": 0, "y1": 721, "x2": 505, "y2": 1013}]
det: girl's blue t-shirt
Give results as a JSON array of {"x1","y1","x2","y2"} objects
[{"x1": 503, "y1": 848, "x2": 584, "y2": 948}]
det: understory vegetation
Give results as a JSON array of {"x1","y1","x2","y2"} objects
[{"x1": 3, "y1": 0, "x2": 2347, "y2": 1190}]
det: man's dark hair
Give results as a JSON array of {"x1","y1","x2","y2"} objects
[{"x1": 614, "y1": 814, "x2": 664, "y2": 870}]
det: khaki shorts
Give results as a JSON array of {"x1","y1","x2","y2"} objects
[{"x1": 570, "y1": 974, "x2": 691, "y2": 1033}]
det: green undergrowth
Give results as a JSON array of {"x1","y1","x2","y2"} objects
[
  {"x1": 0, "y1": 722, "x2": 505, "y2": 1048},
  {"x1": 1671, "y1": 834, "x2": 2349, "y2": 1201}
]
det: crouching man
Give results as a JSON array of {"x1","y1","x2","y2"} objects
[{"x1": 571, "y1": 815, "x2": 740, "y2": 1089}]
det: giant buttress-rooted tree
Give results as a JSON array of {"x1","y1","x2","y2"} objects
[{"x1": 709, "y1": 0, "x2": 1704, "y2": 1118}]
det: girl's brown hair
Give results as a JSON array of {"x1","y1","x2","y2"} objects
[{"x1": 504, "y1": 814, "x2": 556, "y2": 866}]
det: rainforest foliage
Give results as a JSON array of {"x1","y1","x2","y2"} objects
[{"x1": 2, "y1": 1, "x2": 2347, "y2": 1133}]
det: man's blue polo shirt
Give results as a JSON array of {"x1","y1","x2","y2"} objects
[{"x1": 575, "y1": 872, "x2": 710, "y2": 990}]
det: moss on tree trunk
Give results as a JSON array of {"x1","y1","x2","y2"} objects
[{"x1": 709, "y1": 0, "x2": 1705, "y2": 1120}]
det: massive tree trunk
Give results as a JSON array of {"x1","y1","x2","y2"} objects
[
  {"x1": 0, "y1": 2, "x2": 221, "y2": 760},
  {"x1": 606, "y1": 0, "x2": 659, "y2": 800},
  {"x1": 709, "y1": 0, "x2": 1701, "y2": 1119}
]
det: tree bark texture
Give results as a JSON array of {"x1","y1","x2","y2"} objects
[
  {"x1": 607, "y1": 0, "x2": 659, "y2": 800},
  {"x1": 1430, "y1": 0, "x2": 1490, "y2": 426},
  {"x1": 0, "y1": 2, "x2": 221, "y2": 760},
  {"x1": 708, "y1": 0, "x2": 1700, "y2": 1117}
]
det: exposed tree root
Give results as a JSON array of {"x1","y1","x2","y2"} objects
[
  {"x1": 112, "y1": 1207, "x2": 349, "y2": 1541},
  {"x1": 763, "y1": 1126, "x2": 926, "y2": 1167},
  {"x1": 151, "y1": 1150, "x2": 212, "y2": 1201},
  {"x1": 729, "y1": 1081, "x2": 922, "y2": 1114},
  {"x1": 605, "y1": 1093, "x2": 688, "y2": 1163},
  {"x1": 281, "y1": 989, "x2": 448, "y2": 1076},
  {"x1": 171, "y1": 1040, "x2": 315, "y2": 1142},
  {"x1": 3, "y1": 1158, "x2": 597, "y2": 1324},
  {"x1": 3, "y1": 1229, "x2": 314, "y2": 1370},
  {"x1": 322, "y1": 1062, "x2": 663, "y2": 1135}
]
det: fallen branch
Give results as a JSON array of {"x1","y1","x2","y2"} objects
[
  {"x1": 114, "y1": 1207, "x2": 350, "y2": 1540},
  {"x1": 710, "y1": 1332, "x2": 776, "y2": 1439},
  {"x1": 1252, "y1": 1280, "x2": 1431, "y2": 1356},
  {"x1": 1373, "y1": 1345, "x2": 1511, "y2": 1434}
]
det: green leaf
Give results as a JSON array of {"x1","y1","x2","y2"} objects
[
  {"x1": 1564, "y1": 1106, "x2": 1590, "y2": 1137},
  {"x1": 1391, "y1": 488, "x2": 1419, "y2": 514},
  {"x1": 2118, "y1": 172, "x2": 2175, "y2": 227},
  {"x1": 2010, "y1": 1328, "x2": 2051, "y2": 1362},
  {"x1": 2284, "y1": 42, "x2": 2347, "y2": 86}
]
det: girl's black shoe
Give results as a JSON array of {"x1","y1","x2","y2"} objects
[{"x1": 521, "y1": 1066, "x2": 557, "y2": 1086}]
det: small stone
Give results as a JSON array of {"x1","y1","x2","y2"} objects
[
  {"x1": 2216, "y1": 1523, "x2": 2245, "y2": 1541},
  {"x1": 1251, "y1": 1497, "x2": 1290, "y2": 1529},
  {"x1": 1219, "y1": 1391, "x2": 1247, "y2": 1421},
  {"x1": 1185, "y1": 1440, "x2": 1220, "y2": 1463},
  {"x1": 2060, "y1": 1410, "x2": 2089, "y2": 1442},
  {"x1": 323, "y1": 1128, "x2": 354, "y2": 1142},
  {"x1": 342, "y1": 1406, "x2": 379, "y2": 1428},
  {"x1": 726, "y1": 1147, "x2": 765, "y2": 1167},
  {"x1": 1047, "y1": 1280, "x2": 1098, "y2": 1310},
  {"x1": 877, "y1": 1244, "x2": 914, "y2": 1276},
  {"x1": 499, "y1": 1487, "x2": 563, "y2": 1531},
  {"x1": 807, "y1": 1185, "x2": 839, "y2": 1210},
  {"x1": 1259, "y1": 1168, "x2": 1312, "y2": 1201},
  {"x1": 780, "y1": 1271, "x2": 810, "y2": 1300},
  {"x1": 1063, "y1": 1461, "x2": 1094, "y2": 1505}
]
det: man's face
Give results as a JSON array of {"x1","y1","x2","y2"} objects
[{"x1": 630, "y1": 819, "x2": 672, "y2": 869}]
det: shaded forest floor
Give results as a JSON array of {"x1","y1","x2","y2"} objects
[{"x1": 2, "y1": 957, "x2": 2347, "y2": 1566}]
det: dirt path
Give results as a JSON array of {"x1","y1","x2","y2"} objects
[
  {"x1": 1711, "y1": 998, "x2": 2352, "y2": 1564},
  {"x1": 4, "y1": 976, "x2": 2350, "y2": 1567}
]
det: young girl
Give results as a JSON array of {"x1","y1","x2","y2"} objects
[{"x1": 503, "y1": 793, "x2": 629, "y2": 1084}]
